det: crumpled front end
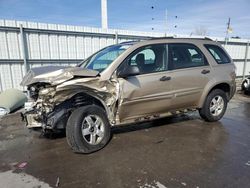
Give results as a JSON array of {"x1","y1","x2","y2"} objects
[
  {"x1": 54, "y1": 76, "x2": 119, "y2": 124},
  {"x1": 22, "y1": 85, "x2": 58, "y2": 129},
  {"x1": 20, "y1": 65, "x2": 118, "y2": 130},
  {"x1": 21, "y1": 76, "x2": 119, "y2": 130}
]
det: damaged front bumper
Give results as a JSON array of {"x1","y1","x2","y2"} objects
[
  {"x1": 22, "y1": 100, "x2": 70, "y2": 130},
  {"x1": 21, "y1": 110, "x2": 43, "y2": 128},
  {"x1": 22, "y1": 101, "x2": 45, "y2": 128},
  {"x1": 21, "y1": 72, "x2": 119, "y2": 129}
]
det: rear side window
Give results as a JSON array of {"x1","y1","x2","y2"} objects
[
  {"x1": 205, "y1": 44, "x2": 230, "y2": 64},
  {"x1": 168, "y1": 44, "x2": 207, "y2": 70}
]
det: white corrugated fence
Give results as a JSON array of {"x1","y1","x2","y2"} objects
[{"x1": 0, "y1": 19, "x2": 249, "y2": 91}]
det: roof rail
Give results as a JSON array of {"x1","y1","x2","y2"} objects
[
  {"x1": 150, "y1": 36, "x2": 213, "y2": 41},
  {"x1": 149, "y1": 36, "x2": 174, "y2": 40},
  {"x1": 119, "y1": 41, "x2": 138, "y2": 44},
  {"x1": 203, "y1": 37, "x2": 213, "y2": 41}
]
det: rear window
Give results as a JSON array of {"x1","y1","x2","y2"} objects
[
  {"x1": 168, "y1": 43, "x2": 208, "y2": 70},
  {"x1": 205, "y1": 44, "x2": 231, "y2": 64}
]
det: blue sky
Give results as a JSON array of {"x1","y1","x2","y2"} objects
[{"x1": 0, "y1": 0, "x2": 249, "y2": 38}]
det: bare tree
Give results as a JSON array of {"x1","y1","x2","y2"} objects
[{"x1": 193, "y1": 26, "x2": 209, "y2": 36}]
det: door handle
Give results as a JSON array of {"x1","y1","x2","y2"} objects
[
  {"x1": 201, "y1": 69, "x2": 210, "y2": 74},
  {"x1": 159, "y1": 76, "x2": 171, "y2": 81}
]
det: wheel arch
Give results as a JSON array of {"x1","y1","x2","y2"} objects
[
  {"x1": 198, "y1": 82, "x2": 231, "y2": 108},
  {"x1": 68, "y1": 92, "x2": 112, "y2": 120},
  {"x1": 53, "y1": 89, "x2": 114, "y2": 127}
]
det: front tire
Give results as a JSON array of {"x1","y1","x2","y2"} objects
[
  {"x1": 199, "y1": 89, "x2": 228, "y2": 122},
  {"x1": 66, "y1": 105, "x2": 111, "y2": 154}
]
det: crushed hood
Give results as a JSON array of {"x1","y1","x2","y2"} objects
[{"x1": 20, "y1": 66, "x2": 99, "y2": 86}]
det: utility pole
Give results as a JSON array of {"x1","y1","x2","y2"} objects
[
  {"x1": 225, "y1": 17, "x2": 231, "y2": 46},
  {"x1": 165, "y1": 9, "x2": 168, "y2": 36},
  {"x1": 101, "y1": 0, "x2": 108, "y2": 29}
]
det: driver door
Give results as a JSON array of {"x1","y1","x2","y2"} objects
[{"x1": 117, "y1": 44, "x2": 174, "y2": 122}]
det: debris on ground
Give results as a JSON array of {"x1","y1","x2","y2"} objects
[
  {"x1": 181, "y1": 182, "x2": 187, "y2": 186},
  {"x1": 55, "y1": 177, "x2": 60, "y2": 187},
  {"x1": 16, "y1": 162, "x2": 28, "y2": 169},
  {"x1": 245, "y1": 161, "x2": 250, "y2": 166},
  {"x1": 6, "y1": 134, "x2": 14, "y2": 139},
  {"x1": 139, "y1": 180, "x2": 167, "y2": 188},
  {"x1": 0, "y1": 107, "x2": 8, "y2": 116},
  {"x1": 140, "y1": 169, "x2": 147, "y2": 174},
  {"x1": 155, "y1": 139, "x2": 164, "y2": 144},
  {"x1": 0, "y1": 89, "x2": 27, "y2": 117}
]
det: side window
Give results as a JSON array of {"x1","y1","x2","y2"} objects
[
  {"x1": 205, "y1": 44, "x2": 230, "y2": 64},
  {"x1": 127, "y1": 44, "x2": 166, "y2": 74},
  {"x1": 130, "y1": 49, "x2": 155, "y2": 65},
  {"x1": 168, "y1": 44, "x2": 207, "y2": 70}
]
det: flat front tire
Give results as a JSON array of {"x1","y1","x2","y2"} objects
[
  {"x1": 66, "y1": 105, "x2": 111, "y2": 154},
  {"x1": 199, "y1": 89, "x2": 228, "y2": 122}
]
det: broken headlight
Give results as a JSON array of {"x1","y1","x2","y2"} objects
[
  {"x1": 30, "y1": 86, "x2": 36, "y2": 92},
  {"x1": 39, "y1": 87, "x2": 56, "y2": 96}
]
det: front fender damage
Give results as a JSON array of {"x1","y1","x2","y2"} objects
[
  {"x1": 55, "y1": 77, "x2": 119, "y2": 124},
  {"x1": 23, "y1": 76, "x2": 120, "y2": 130}
]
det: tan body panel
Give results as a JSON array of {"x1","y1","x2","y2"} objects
[
  {"x1": 22, "y1": 38, "x2": 236, "y2": 128},
  {"x1": 63, "y1": 39, "x2": 236, "y2": 125},
  {"x1": 109, "y1": 39, "x2": 235, "y2": 125},
  {"x1": 198, "y1": 63, "x2": 236, "y2": 108},
  {"x1": 117, "y1": 71, "x2": 173, "y2": 122}
]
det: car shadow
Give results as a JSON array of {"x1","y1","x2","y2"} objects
[
  {"x1": 41, "y1": 113, "x2": 200, "y2": 140},
  {"x1": 111, "y1": 113, "x2": 199, "y2": 135}
]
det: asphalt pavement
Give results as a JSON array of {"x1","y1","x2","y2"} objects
[{"x1": 0, "y1": 93, "x2": 250, "y2": 188}]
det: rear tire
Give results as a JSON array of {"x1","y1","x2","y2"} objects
[
  {"x1": 66, "y1": 105, "x2": 111, "y2": 154},
  {"x1": 199, "y1": 89, "x2": 228, "y2": 122},
  {"x1": 242, "y1": 79, "x2": 250, "y2": 95}
]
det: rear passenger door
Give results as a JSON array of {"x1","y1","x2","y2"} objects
[{"x1": 167, "y1": 43, "x2": 212, "y2": 109}]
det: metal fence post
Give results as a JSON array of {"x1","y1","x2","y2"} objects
[
  {"x1": 115, "y1": 31, "x2": 118, "y2": 44},
  {"x1": 243, "y1": 41, "x2": 249, "y2": 80},
  {"x1": 19, "y1": 24, "x2": 29, "y2": 74},
  {"x1": 225, "y1": 37, "x2": 228, "y2": 47}
]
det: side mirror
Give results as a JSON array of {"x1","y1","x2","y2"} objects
[{"x1": 117, "y1": 66, "x2": 140, "y2": 78}]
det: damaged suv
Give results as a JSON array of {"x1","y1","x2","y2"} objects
[{"x1": 21, "y1": 38, "x2": 236, "y2": 153}]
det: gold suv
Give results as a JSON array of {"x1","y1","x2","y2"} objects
[{"x1": 21, "y1": 38, "x2": 236, "y2": 153}]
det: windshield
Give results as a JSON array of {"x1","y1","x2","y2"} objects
[{"x1": 80, "y1": 44, "x2": 132, "y2": 72}]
